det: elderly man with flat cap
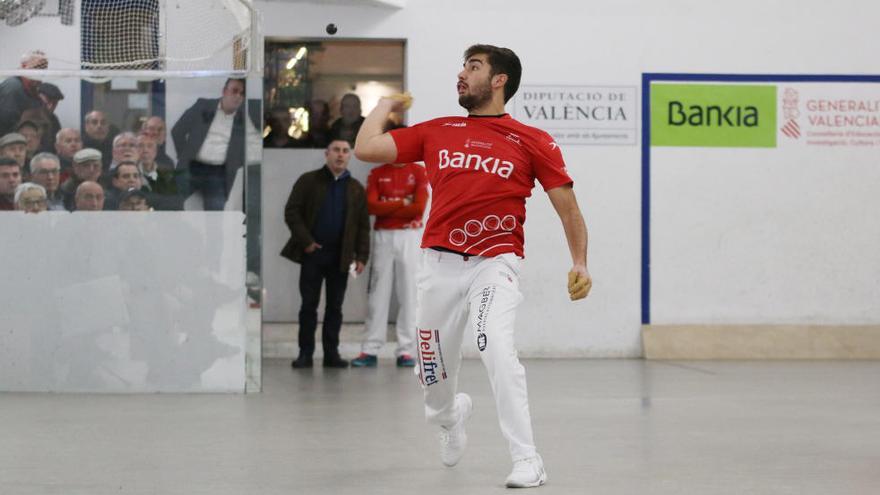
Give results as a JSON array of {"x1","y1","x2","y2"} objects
[
  {"x1": 0, "y1": 133, "x2": 28, "y2": 169},
  {"x1": 61, "y1": 148, "x2": 103, "y2": 210}
]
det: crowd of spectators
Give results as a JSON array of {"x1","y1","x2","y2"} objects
[{"x1": 0, "y1": 51, "x2": 267, "y2": 213}]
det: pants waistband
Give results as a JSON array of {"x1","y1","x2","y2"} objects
[{"x1": 429, "y1": 246, "x2": 476, "y2": 261}]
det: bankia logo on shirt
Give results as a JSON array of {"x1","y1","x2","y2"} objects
[{"x1": 436, "y1": 149, "x2": 515, "y2": 179}]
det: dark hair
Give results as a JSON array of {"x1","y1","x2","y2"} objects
[
  {"x1": 224, "y1": 78, "x2": 246, "y2": 91},
  {"x1": 463, "y1": 44, "x2": 522, "y2": 103},
  {"x1": 113, "y1": 161, "x2": 139, "y2": 178},
  {"x1": 0, "y1": 157, "x2": 19, "y2": 168},
  {"x1": 16, "y1": 120, "x2": 39, "y2": 133},
  {"x1": 326, "y1": 139, "x2": 351, "y2": 149}
]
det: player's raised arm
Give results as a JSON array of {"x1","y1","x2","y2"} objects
[
  {"x1": 354, "y1": 93, "x2": 411, "y2": 163},
  {"x1": 547, "y1": 184, "x2": 592, "y2": 301}
]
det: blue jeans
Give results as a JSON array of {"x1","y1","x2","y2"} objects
[{"x1": 189, "y1": 162, "x2": 227, "y2": 211}]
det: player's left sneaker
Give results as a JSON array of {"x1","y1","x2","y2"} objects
[
  {"x1": 439, "y1": 393, "x2": 472, "y2": 467},
  {"x1": 505, "y1": 454, "x2": 547, "y2": 488}
]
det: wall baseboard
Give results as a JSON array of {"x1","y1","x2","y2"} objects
[{"x1": 642, "y1": 325, "x2": 880, "y2": 359}]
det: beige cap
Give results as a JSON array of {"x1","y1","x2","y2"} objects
[
  {"x1": 73, "y1": 148, "x2": 103, "y2": 164},
  {"x1": 0, "y1": 133, "x2": 27, "y2": 148}
]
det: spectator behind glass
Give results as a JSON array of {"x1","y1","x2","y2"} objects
[
  {"x1": 171, "y1": 78, "x2": 261, "y2": 211},
  {"x1": 0, "y1": 50, "x2": 47, "y2": 136},
  {"x1": 14, "y1": 182, "x2": 47, "y2": 214},
  {"x1": 0, "y1": 157, "x2": 22, "y2": 210},
  {"x1": 0, "y1": 132, "x2": 28, "y2": 169},
  {"x1": 106, "y1": 161, "x2": 143, "y2": 210},
  {"x1": 138, "y1": 134, "x2": 180, "y2": 210},
  {"x1": 16, "y1": 120, "x2": 42, "y2": 165},
  {"x1": 329, "y1": 93, "x2": 365, "y2": 146},
  {"x1": 140, "y1": 116, "x2": 175, "y2": 169},
  {"x1": 19, "y1": 106, "x2": 53, "y2": 154},
  {"x1": 74, "y1": 181, "x2": 104, "y2": 211},
  {"x1": 61, "y1": 148, "x2": 102, "y2": 211},
  {"x1": 109, "y1": 132, "x2": 140, "y2": 172},
  {"x1": 118, "y1": 188, "x2": 152, "y2": 211},
  {"x1": 54, "y1": 128, "x2": 82, "y2": 180},
  {"x1": 36, "y1": 82, "x2": 63, "y2": 151},
  {"x1": 264, "y1": 107, "x2": 297, "y2": 148},
  {"x1": 29, "y1": 152, "x2": 65, "y2": 210},
  {"x1": 82, "y1": 110, "x2": 118, "y2": 168}
]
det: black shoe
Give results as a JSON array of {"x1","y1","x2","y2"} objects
[
  {"x1": 291, "y1": 356, "x2": 313, "y2": 369},
  {"x1": 323, "y1": 356, "x2": 349, "y2": 368}
]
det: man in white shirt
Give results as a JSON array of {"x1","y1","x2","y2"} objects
[{"x1": 170, "y1": 78, "x2": 261, "y2": 210}]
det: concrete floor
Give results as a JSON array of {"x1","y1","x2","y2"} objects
[{"x1": 1, "y1": 359, "x2": 879, "y2": 494}]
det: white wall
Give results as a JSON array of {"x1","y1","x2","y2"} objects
[
  {"x1": 651, "y1": 81, "x2": 880, "y2": 325},
  {"x1": 254, "y1": 0, "x2": 880, "y2": 357}
]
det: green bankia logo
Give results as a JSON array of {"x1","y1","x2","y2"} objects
[{"x1": 651, "y1": 84, "x2": 777, "y2": 147}]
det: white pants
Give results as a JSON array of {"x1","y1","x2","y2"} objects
[
  {"x1": 362, "y1": 229, "x2": 421, "y2": 356},
  {"x1": 416, "y1": 249, "x2": 537, "y2": 462}
]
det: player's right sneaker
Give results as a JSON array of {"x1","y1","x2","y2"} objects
[
  {"x1": 505, "y1": 454, "x2": 547, "y2": 488},
  {"x1": 396, "y1": 354, "x2": 415, "y2": 367},
  {"x1": 439, "y1": 393, "x2": 472, "y2": 467},
  {"x1": 351, "y1": 353, "x2": 378, "y2": 367}
]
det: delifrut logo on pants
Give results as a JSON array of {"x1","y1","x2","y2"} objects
[{"x1": 418, "y1": 328, "x2": 448, "y2": 387}]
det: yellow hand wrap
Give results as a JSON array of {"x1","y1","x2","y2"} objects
[
  {"x1": 387, "y1": 92, "x2": 413, "y2": 110},
  {"x1": 567, "y1": 271, "x2": 592, "y2": 301}
]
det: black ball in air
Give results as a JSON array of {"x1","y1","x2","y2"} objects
[{"x1": 326, "y1": 23, "x2": 338, "y2": 35}]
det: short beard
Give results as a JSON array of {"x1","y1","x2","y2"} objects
[{"x1": 458, "y1": 84, "x2": 493, "y2": 111}]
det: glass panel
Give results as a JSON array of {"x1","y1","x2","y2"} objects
[
  {"x1": 244, "y1": 75, "x2": 263, "y2": 392},
  {"x1": 0, "y1": 75, "x2": 259, "y2": 392}
]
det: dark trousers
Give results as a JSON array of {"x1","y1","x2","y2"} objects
[
  {"x1": 189, "y1": 161, "x2": 227, "y2": 211},
  {"x1": 298, "y1": 249, "x2": 349, "y2": 358}
]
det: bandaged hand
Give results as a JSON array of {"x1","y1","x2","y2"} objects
[{"x1": 567, "y1": 266, "x2": 592, "y2": 301}]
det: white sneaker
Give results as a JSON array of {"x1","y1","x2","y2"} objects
[
  {"x1": 505, "y1": 455, "x2": 547, "y2": 488},
  {"x1": 438, "y1": 393, "x2": 473, "y2": 467}
]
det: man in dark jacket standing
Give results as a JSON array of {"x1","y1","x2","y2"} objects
[{"x1": 281, "y1": 139, "x2": 370, "y2": 368}]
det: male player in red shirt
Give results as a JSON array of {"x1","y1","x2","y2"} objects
[
  {"x1": 351, "y1": 161, "x2": 428, "y2": 367},
  {"x1": 354, "y1": 44, "x2": 591, "y2": 488}
]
